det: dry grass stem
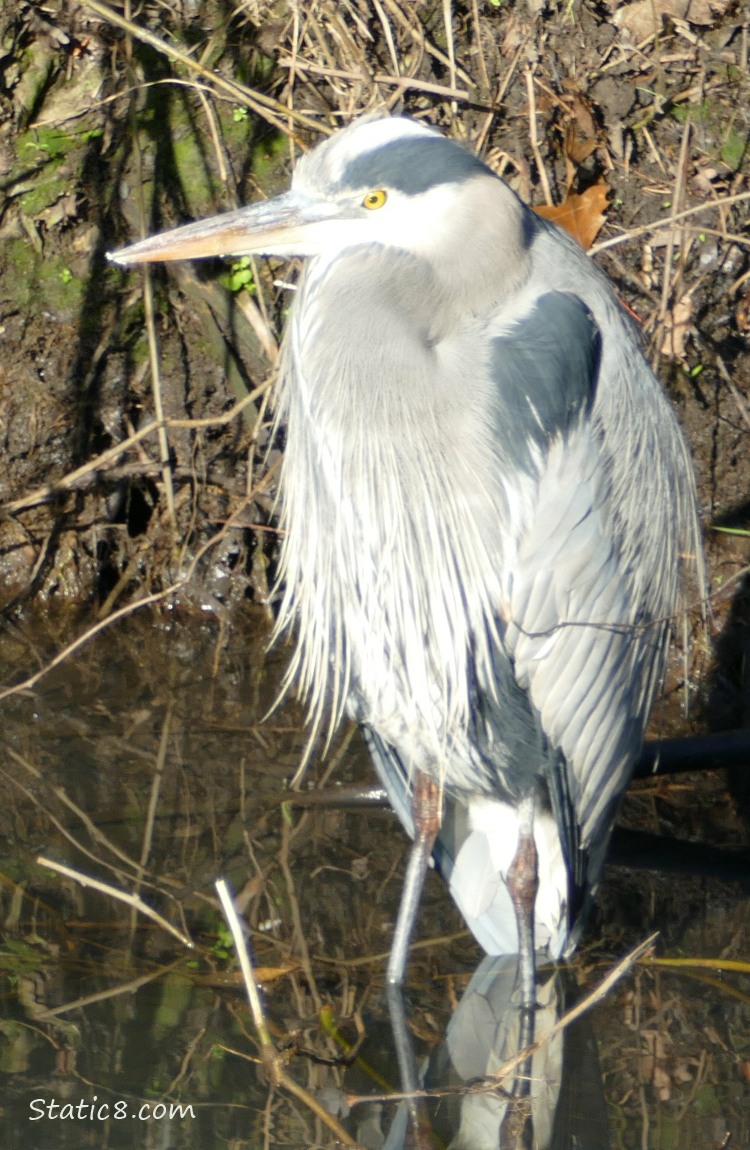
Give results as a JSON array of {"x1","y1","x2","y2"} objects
[
  {"x1": 591, "y1": 190, "x2": 750, "y2": 254},
  {"x1": 36, "y1": 856, "x2": 194, "y2": 948},
  {"x1": 525, "y1": 69, "x2": 553, "y2": 207},
  {"x1": 80, "y1": 0, "x2": 327, "y2": 135},
  {"x1": 216, "y1": 877, "x2": 365, "y2": 1147},
  {"x1": 0, "y1": 385, "x2": 270, "y2": 516},
  {"x1": 0, "y1": 463, "x2": 278, "y2": 704}
]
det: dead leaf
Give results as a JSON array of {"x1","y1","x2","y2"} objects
[
  {"x1": 613, "y1": 0, "x2": 732, "y2": 41},
  {"x1": 560, "y1": 83, "x2": 600, "y2": 166},
  {"x1": 685, "y1": 0, "x2": 732, "y2": 23},
  {"x1": 501, "y1": 16, "x2": 526, "y2": 58},
  {"x1": 534, "y1": 182, "x2": 609, "y2": 251},
  {"x1": 735, "y1": 293, "x2": 750, "y2": 337},
  {"x1": 199, "y1": 961, "x2": 300, "y2": 988},
  {"x1": 564, "y1": 118, "x2": 598, "y2": 166}
]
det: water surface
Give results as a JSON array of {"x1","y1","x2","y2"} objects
[{"x1": 0, "y1": 610, "x2": 747, "y2": 1148}]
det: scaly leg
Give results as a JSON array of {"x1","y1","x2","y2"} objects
[
  {"x1": 387, "y1": 770, "x2": 441, "y2": 986},
  {"x1": 505, "y1": 793, "x2": 539, "y2": 1011}
]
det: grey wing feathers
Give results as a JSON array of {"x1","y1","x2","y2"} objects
[
  {"x1": 490, "y1": 291, "x2": 599, "y2": 476},
  {"x1": 491, "y1": 290, "x2": 683, "y2": 870}
]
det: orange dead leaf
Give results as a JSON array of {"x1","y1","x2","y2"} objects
[
  {"x1": 199, "y1": 961, "x2": 300, "y2": 988},
  {"x1": 534, "y1": 182, "x2": 609, "y2": 251}
]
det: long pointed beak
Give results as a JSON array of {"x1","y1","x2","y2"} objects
[{"x1": 108, "y1": 191, "x2": 343, "y2": 266}]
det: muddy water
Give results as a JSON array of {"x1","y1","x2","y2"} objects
[{"x1": 0, "y1": 611, "x2": 747, "y2": 1149}]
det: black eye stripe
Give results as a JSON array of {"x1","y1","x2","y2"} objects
[{"x1": 341, "y1": 138, "x2": 488, "y2": 196}]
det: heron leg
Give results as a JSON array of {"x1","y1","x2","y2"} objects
[
  {"x1": 386, "y1": 770, "x2": 441, "y2": 986},
  {"x1": 506, "y1": 794, "x2": 539, "y2": 1011}
]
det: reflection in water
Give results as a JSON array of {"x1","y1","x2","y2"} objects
[
  {"x1": 343, "y1": 957, "x2": 610, "y2": 1150},
  {"x1": 0, "y1": 612, "x2": 747, "y2": 1148}
]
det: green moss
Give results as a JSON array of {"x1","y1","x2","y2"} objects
[
  {"x1": 720, "y1": 128, "x2": 746, "y2": 172},
  {"x1": 20, "y1": 125, "x2": 77, "y2": 159},
  {"x1": 671, "y1": 99, "x2": 712, "y2": 125},
  {"x1": 220, "y1": 103, "x2": 252, "y2": 152},
  {"x1": 0, "y1": 937, "x2": 53, "y2": 976},
  {"x1": 693, "y1": 1083, "x2": 721, "y2": 1117},
  {"x1": 170, "y1": 130, "x2": 220, "y2": 217},
  {"x1": 4, "y1": 237, "x2": 35, "y2": 286},
  {"x1": 15, "y1": 123, "x2": 103, "y2": 218},
  {"x1": 18, "y1": 168, "x2": 68, "y2": 216},
  {"x1": 250, "y1": 130, "x2": 288, "y2": 186},
  {"x1": 670, "y1": 101, "x2": 747, "y2": 172},
  {"x1": 2, "y1": 238, "x2": 84, "y2": 315}
]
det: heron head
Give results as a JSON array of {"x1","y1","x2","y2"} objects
[{"x1": 108, "y1": 117, "x2": 531, "y2": 286}]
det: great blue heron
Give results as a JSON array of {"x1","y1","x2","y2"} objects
[{"x1": 111, "y1": 116, "x2": 702, "y2": 1000}]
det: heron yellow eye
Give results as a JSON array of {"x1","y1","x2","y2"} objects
[{"x1": 362, "y1": 189, "x2": 388, "y2": 210}]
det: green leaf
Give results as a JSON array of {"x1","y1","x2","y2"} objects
[{"x1": 224, "y1": 257, "x2": 256, "y2": 294}]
